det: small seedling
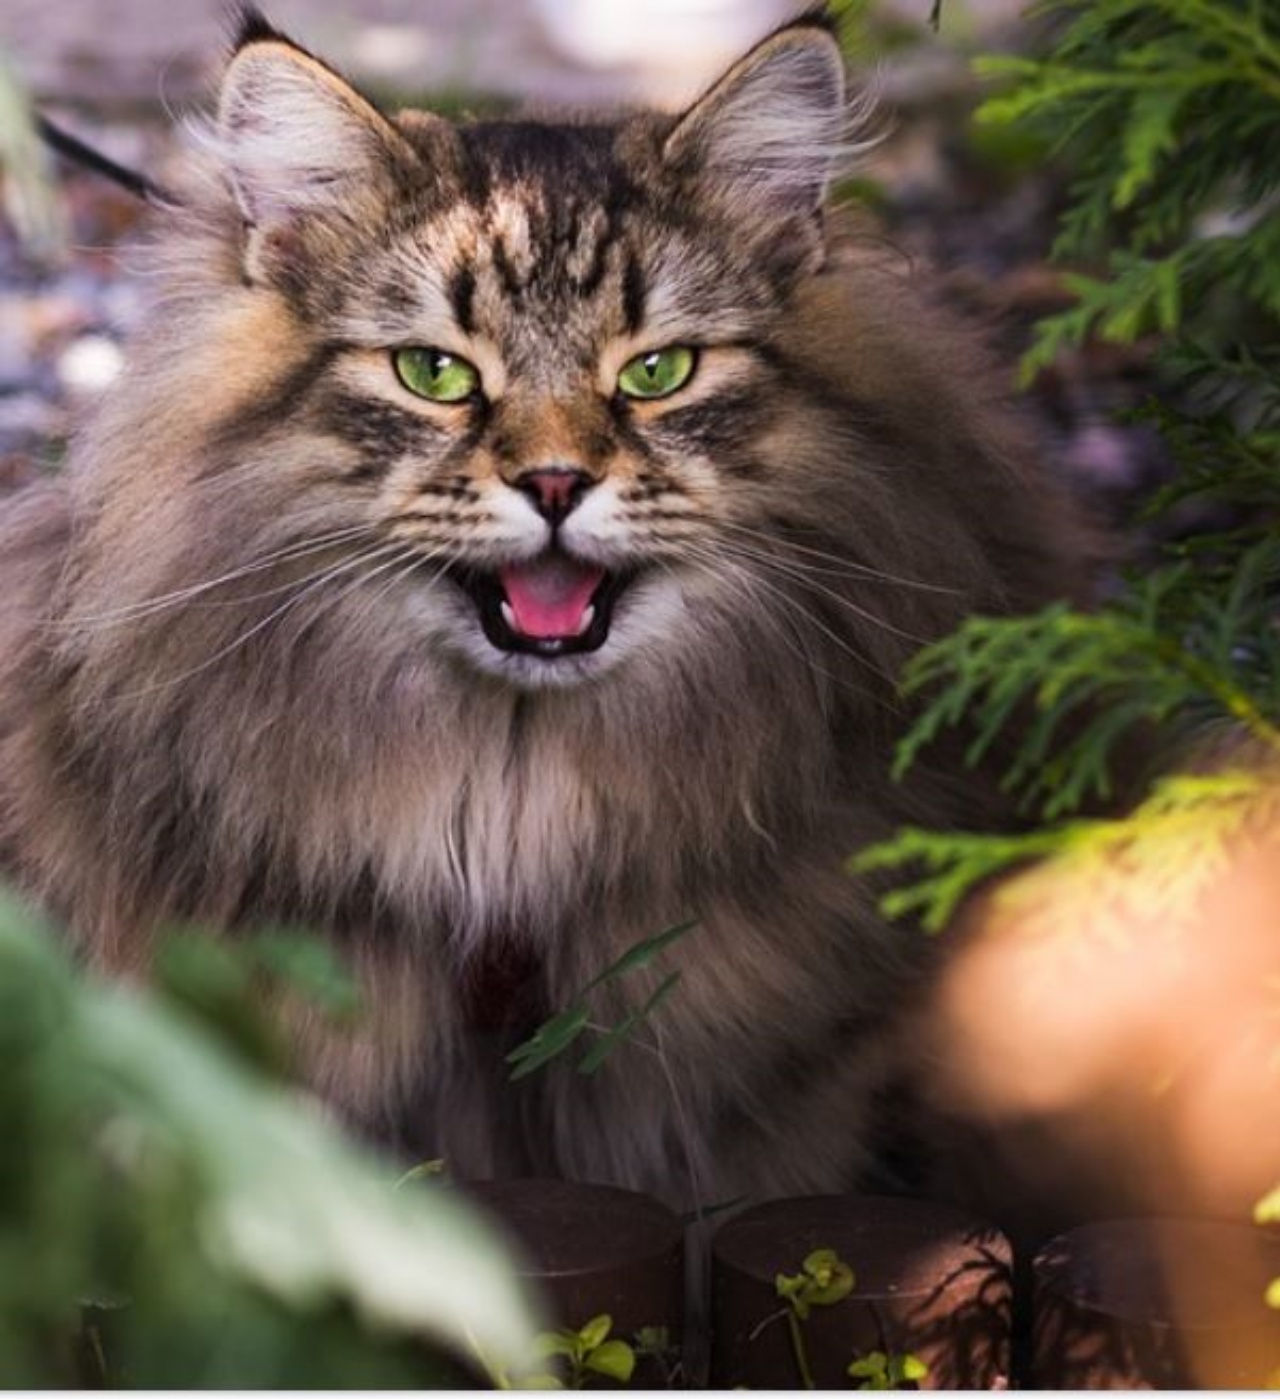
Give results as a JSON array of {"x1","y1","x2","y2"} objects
[
  {"x1": 754, "y1": 1248, "x2": 855, "y2": 1389},
  {"x1": 775, "y1": 1248, "x2": 857, "y2": 1320},
  {"x1": 848, "y1": 1349, "x2": 930, "y2": 1390},
  {"x1": 519, "y1": 1314, "x2": 637, "y2": 1390},
  {"x1": 632, "y1": 1324, "x2": 684, "y2": 1388}
]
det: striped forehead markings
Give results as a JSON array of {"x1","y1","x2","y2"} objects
[
  {"x1": 448, "y1": 265, "x2": 477, "y2": 334},
  {"x1": 622, "y1": 253, "x2": 646, "y2": 335}
]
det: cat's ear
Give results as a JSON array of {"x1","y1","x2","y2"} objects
[
  {"x1": 216, "y1": 15, "x2": 420, "y2": 283},
  {"x1": 663, "y1": 17, "x2": 847, "y2": 218}
]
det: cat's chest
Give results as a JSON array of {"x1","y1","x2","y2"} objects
[{"x1": 360, "y1": 729, "x2": 613, "y2": 925}]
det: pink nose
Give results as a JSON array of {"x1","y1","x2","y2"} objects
[{"x1": 515, "y1": 468, "x2": 591, "y2": 524}]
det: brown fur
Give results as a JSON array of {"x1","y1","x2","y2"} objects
[{"x1": 0, "y1": 15, "x2": 1095, "y2": 1210}]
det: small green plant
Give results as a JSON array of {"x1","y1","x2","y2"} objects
[
  {"x1": 632, "y1": 1324, "x2": 684, "y2": 1388},
  {"x1": 775, "y1": 1248, "x2": 858, "y2": 1322},
  {"x1": 506, "y1": 922, "x2": 695, "y2": 1080},
  {"x1": 511, "y1": 1313, "x2": 637, "y2": 1390},
  {"x1": 748, "y1": 1248, "x2": 853, "y2": 1390},
  {"x1": 757, "y1": 1248, "x2": 928, "y2": 1391},
  {"x1": 848, "y1": 1349, "x2": 931, "y2": 1390},
  {"x1": 773, "y1": 1248, "x2": 856, "y2": 1390}
]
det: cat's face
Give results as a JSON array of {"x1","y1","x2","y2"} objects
[{"x1": 205, "y1": 14, "x2": 847, "y2": 689}]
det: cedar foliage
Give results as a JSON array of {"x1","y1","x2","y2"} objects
[
  {"x1": 854, "y1": 0, "x2": 1280, "y2": 1325},
  {"x1": 856, "y1": 0, "x2": 1280, "y2": 930},
  {"x1": 978, "y1": 0, "x2": 1280, "y2": 380}
]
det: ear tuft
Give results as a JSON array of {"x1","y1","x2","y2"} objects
[
  {"x1": 230, "y1": 4, "x2": 289, "y2": 53},
  {"x1": 216, "y1": 36, "x2": 411, "y2": 236},
  {"x1": 663, "y1": 20, "x2": 855, "y2": 217}
]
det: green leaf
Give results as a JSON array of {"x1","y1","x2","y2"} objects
[
  {"x1": 393, "y1": 1158, "x2": 448, "y2": 1190},
  {"x1": 576, "y1": 971, "x2": 681, "y2": 1076},
  {"x1": 509, "y1": 924, "x2": 693, "y2": 1082},
  {"x1": 505, "y1": 1003, "x2": 590, "y2": 1080},
  {"x1": 679, "y1": 1194, "x2": 750, "y2": 1227},
  {"x1": 244, "y1": 928, "x2": 362, "y2": 1019},
  {"x1": 584, "y1": 1339, "x2": 637, "y2": 1383},
  {"x1": 577, "y1": 1314, "x2": 613, "y2": 1352},
  {"x1": 802, "y1": 1249, "x2": 856, "y2": 1304},
  {"x1": 87, "y1": 990, "x2": 542, "y2": 1363},
  {"x1": 582, "y1": 921, "x2": 697, "y2": 993},
  {"x1": 633, "y1": 1325, "x2": 670, "y2": 1354},
  {"x1": 0, "y1": 51, "x2": 67, "y2": 258},
  {"x1": 1256, "y1": 1184, "x2": 1280, "y2": 1224},
  {"x1": 0, "y1": 897, "x2": 544, "y2": 1383},
  {"x1": 896, "y1": 1353, "x2": 930, "y2": 1382},
  {"x1": 1115, "y1": 87, "x2": 1184, "y2": 208},
  {"x1": 849, "y1": 1351, "x2": 890, "y2": 1380},
  {"x1": 530, "y1": 1330, "x2": 580, "y2": 1361}
]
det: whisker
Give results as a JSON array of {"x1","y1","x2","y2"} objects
[
  {"x1": 345, "y1": 546, "x2": 451, "y2": 619},
  {"x1": 111, "y1": 540, "x2": 421, "y2": 699},
  {"x1": 57, "y1": 525, "x2": 374, "y2": 628},
  {"x1": 672, "y1": 544, "x2": 880, "y2": 695},
  {"x1": 684, "y1": 535, "x2": 930, "y2": 650},
  {"x1": 718, "y1": 566, "x2": 850, "y2": 694},
  {"x1": 714, "y1": 519, "x2": 959, "y2": 594}
]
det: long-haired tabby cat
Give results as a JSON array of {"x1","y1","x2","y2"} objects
[{"x1": 0, "y1": 9, "x2": 1094, "y2": 1212}]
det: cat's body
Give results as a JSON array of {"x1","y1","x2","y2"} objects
[{"x1": 0, "y1": 13, "x2": 1093, "y2": 1210}]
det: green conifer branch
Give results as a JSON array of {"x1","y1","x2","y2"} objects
[{"x1": 855, "y1": 767, "x2": 1280, "y2": 935}]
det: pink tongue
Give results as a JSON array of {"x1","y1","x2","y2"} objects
[{"x1": 499, "y1": 555, "x2": 605, "y2": 639}]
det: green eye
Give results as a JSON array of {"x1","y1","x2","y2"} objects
[
  {"x1": 394, "y1": 347, "x2": 480, "y2": 403},
  {"x1": 617, "y1": 346, "x2": 697, "y2": 400}
]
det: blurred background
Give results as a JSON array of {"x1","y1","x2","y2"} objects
[
  {"x1": 0, "y1": 0, "x2": 1163, "y2": 505},
  {"x1": 0, "y1": 0, "x2": 1020, "y2": 109}
]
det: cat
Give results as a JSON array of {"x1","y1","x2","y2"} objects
[{"x1": 0, "y1": 8, "x2": 1096, "y2": 1214}]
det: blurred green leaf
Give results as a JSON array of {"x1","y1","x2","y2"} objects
[
  {"x1": 577, "y1": 1313, "x2": 612, "y2": 1352},
  {"x1": 0, "y1": 49, "x2": 66, "y2": 259},
  {"x1": 584, "y1": 1338, "x2": 636, "y2": 1383},
  {"x1": 0, "y1": 893, "x2": 542, "y2": 1385}
]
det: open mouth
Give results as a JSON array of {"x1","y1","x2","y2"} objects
[{"x1": 451, "y1": 552, "x2": 633, "y2": 657}]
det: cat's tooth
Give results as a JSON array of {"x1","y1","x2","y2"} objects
[
  {"x1": 501, "y1": 600, "x2": 517, "y2": 631},
  {"x1": 575, "y1": 605, "x2": 595, "y2": 636}
]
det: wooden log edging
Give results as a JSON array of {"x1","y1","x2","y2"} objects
[
  {"x1": 463, "y1": 1178, "x2": 685, "y2": 1387},
  {"x1": 459, "y1": 1180, "x2": 1280, "y2": 1389},
  {"x1": 1032, "y1": 1216, "x2": 1280, "y2": 1389},
  {"x1": 709, "y1": 1194, "x2": 1012, "y2": 1390}
]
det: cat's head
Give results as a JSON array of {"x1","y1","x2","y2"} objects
[{"x1": 145, "y1": 9, "x2": 866, "y2": 691}]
